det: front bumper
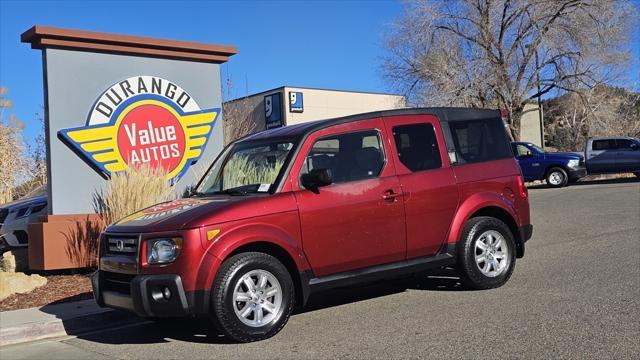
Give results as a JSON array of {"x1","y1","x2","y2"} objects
[
  {"x1": 568, "y1": 166, "x2": 587, "y2": 181},
  {"x1": 92, "y1": 270, "x2": 192, "y2": 317}
]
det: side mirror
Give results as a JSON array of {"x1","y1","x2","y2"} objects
[
  {"x1": 301, "y1": 168, "x2": 332, "y2": 194},
  {"x1": 631, "y1": 143, "x2": 639, "y2": 150}
]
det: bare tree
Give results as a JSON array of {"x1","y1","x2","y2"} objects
[
  {"x1": 544, "y1": 90, "x2": 593, "y2": 151},
  {"x1": 29, "y1": 111, "x2": 47, "y2": 190},
  {"x1": 384, "y1": 0, "x2": 637, "y2": 140},
  {"x1": 0, "y1": 87, "x2": 29, "y2": 204},
  {"x1": 221, "y1": 75, "x2": 262, "y2": 144},
  {"x1": 545, "y1": 85, "x2": 640, "y2": 151},
  {"x1": 223, "y1": 98, "x2": 262, "y2": 144}
]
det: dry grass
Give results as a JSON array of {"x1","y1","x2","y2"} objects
[
  {"x1": 93, "y1": 165, "x2": 176, "y2": 225},
  {"x1": 222, "y1": 155, "x2": 283, "y2": 190},
  {"x1": 62, "y1": 215, "x2": 104, "y2": 268}
]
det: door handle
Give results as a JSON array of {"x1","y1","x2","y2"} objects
[{"x1": 382, "y1": 190, "x2": 401, "y2": 201}]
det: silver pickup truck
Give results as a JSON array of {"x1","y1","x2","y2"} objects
[{"x1": 584, "y1": 136, "x2": 640, "y2": 177}]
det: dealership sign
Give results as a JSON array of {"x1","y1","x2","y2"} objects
[{"x1": 58, "y1": 76, "x2": 219, "y2": 183}]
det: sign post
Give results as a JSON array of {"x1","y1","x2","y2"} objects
[{"x1": 21, "y1": 26, "x2": 236, "y2": 270}]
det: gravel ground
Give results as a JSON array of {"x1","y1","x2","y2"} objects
[{"x1": 0, "y1": 273, "x2": 92, "y2": 311}]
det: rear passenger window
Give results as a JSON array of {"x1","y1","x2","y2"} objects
[
  {"x1": 592, "y1": 140, "x2": 616, "y2": 150},
  {"x1": 448, "y1": 118, "x2": 511, "y2": 164},
  {"x1": 392, "y1": 124, "x2": 442, "y2": 171},
  {"x1": 616, "y1": 139, "x2": 634, "y2": 150},
  {"x1": 303, "y1": 130, "x2": 384, "y2": 183}
]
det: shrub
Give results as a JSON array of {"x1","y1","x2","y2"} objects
[{"x1": 93, "y1": 165, "x2": 176, "y2": 225}]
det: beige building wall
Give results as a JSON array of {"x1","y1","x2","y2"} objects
[
  {"x1": 520, "y1": 102, "x2": 544, "y2": 147},
  {"x1": 223, "y1": 86, "x2": 406, "y2": 144},
  {"x1": 283, "y1": 87, "x2": 406, "y2": 125}
]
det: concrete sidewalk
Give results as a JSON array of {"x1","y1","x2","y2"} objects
[{"x1": 0, "y1": 299, "x2": 139, "y2": 346}]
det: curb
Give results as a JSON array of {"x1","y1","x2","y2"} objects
[{"x1": 0, "y1": 300, "x2": 141, "y2": 347}]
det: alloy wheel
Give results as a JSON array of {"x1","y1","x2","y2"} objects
[
  {"x1": 232, "y1": 269, "x2": 283, "y2": 327},
  {"x1": 474, "y1": 230, "x2": 510, "y2": 277}
]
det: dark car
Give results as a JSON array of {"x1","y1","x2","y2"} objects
[
  {"x1": 512, "y1": 142, "x2": 586, "y2": 187},
  {"x1": 92, "y1": 108, "x2": 532, "y2": 342},
  {"x1": 585, "y1": 137, "x2": 640, "y2": 177}
]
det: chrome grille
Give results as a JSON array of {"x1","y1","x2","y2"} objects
[{"x1": 106, "y1": 236, "x2": 138, "y2": 254}]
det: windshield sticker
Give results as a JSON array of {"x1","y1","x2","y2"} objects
[{"x1": 258, "y1": 184, "x2": 271, "y2": 192}]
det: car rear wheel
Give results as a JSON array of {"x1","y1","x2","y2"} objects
[
  {"x1": 457, "y1": 217, "x2": 516, "y2": 290},
  {"x1": 210, "y1": 252, "x2": 294, "y2": 342},
  {"x1": 546, "y1": 167, "x2": 568, "y2": 187}
]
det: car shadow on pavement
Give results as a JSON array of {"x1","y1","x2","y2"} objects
[
  {"x1": 527, "y1": 176, "x2": 639, "y2": 189},
  {"x1": 301, "y1": 268, "x2": 465, "y2": 313},
  {"x1": 71, "y1": 269, "x2": 467, "y2": 346},
  {"x1": 571, "y1": 177, "x2": 639, "y2": 186}
]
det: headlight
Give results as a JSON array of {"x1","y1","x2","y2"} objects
[
  {"x1": 567, "y1": 159, "x2": 580, "y2": 168},
  {"x1": 146, "y1": 237, "x2": 182, "y2": 264}
]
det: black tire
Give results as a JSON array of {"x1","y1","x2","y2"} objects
[
  {"x1": 210, "y1": 252, "x2": 294, "y2": 342},
  {"x1": 546, "y1": 167, "x2": 569, "y2": 188},
  {"x1": 456, "y1": 217, "x2": 516, "y2": 290}
]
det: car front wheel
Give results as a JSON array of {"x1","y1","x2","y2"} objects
[
  {"x1": 211, "y1": 252, "x2": 294, "y2": 342},
  {"x1": 546, "y1": 167, "x2": 568, "y2": 187},
  {"x1": 457, "y1": 216, "x2": 516, "y2": 290}
]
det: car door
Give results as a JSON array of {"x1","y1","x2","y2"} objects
[
  {"x1": 587, "y1": 139, "x2": 618, "y2": 173},
  {"x1": 512, "y1": 143, "x2": 543, "y2": 181},
  {"x1": 383, "y1": 115, "x2": 459, "y2": 258},
  {"x1": 614, "y1": 139, "x2": 640, "y2": 172},
  {"x1": 292, "y1": 118, "x2": 406, "y2": 277}
]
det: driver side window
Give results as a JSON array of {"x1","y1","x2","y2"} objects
[
  {"x1": 302, "y1": 130, "x2": 385, "y2": 184},
  {"x1": 516, "y1": 145, "x2": 531, "y2": 157}
]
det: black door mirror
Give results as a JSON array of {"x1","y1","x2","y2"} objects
[
  {"x1": 301, "y1": 168, "x2": 333, "y2": 194},
  {"x1": 631, "y1": 143, "x2": 639, "y2": 150}
]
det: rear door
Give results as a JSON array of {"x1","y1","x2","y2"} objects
[
  {"x1": 383, "y1": 115, "x2": 459, "y2": 258},
  {"x1": 587, "y1": 139, "x2": 618, "y2": 173},
  {"x1": 615, "y1": 139, "x2": 640, "y2": 172},
  {"x1": 292, "y1": 119, "x2": 406, "y2": 277}
]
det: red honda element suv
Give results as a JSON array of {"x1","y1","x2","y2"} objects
[{"x1": 92, "y1": 108, "x2": 532, "y2": 342}]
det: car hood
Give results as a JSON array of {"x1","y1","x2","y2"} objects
[
  {"x1": 104, "y1": 193, "x2": 295, "y2": 233},
  {"x1": 544, "y1": 152, "x2": 584, "y2": 160},
  {"x1": 105, "y1": 197, "x2": 243, "y2": 233}
]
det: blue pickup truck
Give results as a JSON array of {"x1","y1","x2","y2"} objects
[{"x1": 512, "y1": 142, "x2": 587, "y2": 187}]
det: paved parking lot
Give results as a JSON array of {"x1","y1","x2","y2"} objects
[{"x1": 2, "y1": 178, "x2": 639, "y2": 359}]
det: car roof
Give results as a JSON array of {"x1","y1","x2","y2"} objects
[
  {"x1": 242, "y1": 107, "x2": 501, "y2": 142},
  {"x1": 589, "y1": 136, "x2": 639, "y2": 141},
  {"x1": 0, "y1": 194, "x2": 47, "y2": 210}
]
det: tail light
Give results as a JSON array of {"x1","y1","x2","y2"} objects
[{"x1": 516, "y1": 175, "x2": 528, "y2": 199}]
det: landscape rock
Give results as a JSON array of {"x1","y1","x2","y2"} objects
[
  {"x1": 0, "y1": 272, "x2": 47, "y2": 301},
  {"x1": 1, "y1": 249, "x2": 29, "y2": 273}
]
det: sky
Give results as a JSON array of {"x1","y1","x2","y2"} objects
[
  {"x1": 1, "y1": 0, "x2": 638, "y2": 145},
  {"x1": 0, "y1": 0, "x2": 404, "y2": 143}
]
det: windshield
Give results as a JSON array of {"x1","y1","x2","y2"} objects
[{"x1": 195, "y1": 140, "x2": 295, "y2": 195}]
